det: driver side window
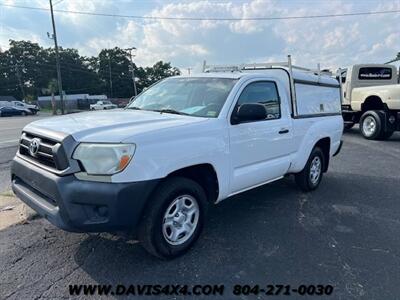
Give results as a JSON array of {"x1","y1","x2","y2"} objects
[{"x1": 236, "y1": 81, "x2": 281, "y2": 120}]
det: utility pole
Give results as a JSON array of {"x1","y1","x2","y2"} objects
[
  {"x1": 125, "y1": 47, "x2": 137, "y2": 97},
  {"x1": 49, "y1": 0, "x2": 65, "y2": 114}
]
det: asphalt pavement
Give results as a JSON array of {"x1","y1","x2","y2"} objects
[
  {"x1": 0, "y1": 114, "x2": 51, "y2": 193},
  {"x1": 1, "y1": 125, "x2": 400, "y2": 299}
]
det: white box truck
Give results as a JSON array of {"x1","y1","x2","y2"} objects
[{"x1": 11, "y1": 56, "x2": 343, "y2": 259}]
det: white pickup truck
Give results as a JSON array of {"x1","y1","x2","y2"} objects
[
  {"x1": 11, "y1": 57, "x2": 343, "y2": 259},
  {"x1": 90, "y1": 100, "x2": 117, "y2": 110}
]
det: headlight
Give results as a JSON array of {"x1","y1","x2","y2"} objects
[{"x1": 73, "y1": 143, "x2": 135, "y2": 175}]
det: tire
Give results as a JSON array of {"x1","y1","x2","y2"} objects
[
  {"x1": 295, "y1": 147, "x2": 325, "y2": 192},
  {"x1": 359, "y1": 110, "x2": 383, "y2": 140},
  {"x1": 21, "y1": 111, "x2": 27, "y2": 116},
  {"x1": 138, "y1": 177, "x2": 208, "y2": 259}
]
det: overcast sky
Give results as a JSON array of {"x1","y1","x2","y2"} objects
[{"x1": 0, "y1": 0, "x2": 399, "y2": 72}]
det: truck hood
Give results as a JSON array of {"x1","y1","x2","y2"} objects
[{"x1": 25, "y1": 109, "x2": 208, "y2": 143}]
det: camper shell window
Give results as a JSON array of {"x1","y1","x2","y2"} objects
[{"x1": 358, "y1": 67, "x2": 392, "y2": 80}]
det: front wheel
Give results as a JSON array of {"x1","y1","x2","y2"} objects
[
  {"x1": 138, "y1": 177, "x2": 208, "y2": 259},
  {"x1": 295, "y1": 147, "x2": 325, "y2": 192}
]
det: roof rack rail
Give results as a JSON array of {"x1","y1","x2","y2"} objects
[{"x1": 202, "y1": 55, "x2": 332, "y2": 76}]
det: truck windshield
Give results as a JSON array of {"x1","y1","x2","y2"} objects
[{"x1": 127, "y1": 77, "x2": 237, "y2": 118}]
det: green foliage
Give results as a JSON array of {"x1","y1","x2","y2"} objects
[{"x1": 0, "y1": 40, "x2": 181, "y2": 100}]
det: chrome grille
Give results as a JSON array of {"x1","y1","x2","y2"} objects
[{"x1": 19, "y1": 132, "x2": 66, "y2": 170}]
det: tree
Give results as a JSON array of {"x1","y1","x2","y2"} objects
[
  {"x1": 0, "y1": 40, "x2": 181, "y2": 101},
  {"x1": 0, "y1": 40, "x2": 50, "y2": 100},
  {"x1": 143, "y1": 61, "x2": 180, "y2": 87},
  {"x1": 95, "y1": 47, "x2": 133, "y2": 98}
]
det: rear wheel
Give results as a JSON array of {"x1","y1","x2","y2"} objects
[
  {"x1": 360, "y1": 111, "x2": 381, "y2": 139},
  {"x1": 359, "y1": 110, "x2": 393, "y2": 140},
  {"x1": 138, "y1": 177, "x2": 208, "y2": 259},
  {"x1": 295, "y1": 147, "x2": 325, "y2": 192}
]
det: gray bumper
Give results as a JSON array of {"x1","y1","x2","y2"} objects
[{"x1": 11, "y1": 156, "x2": 159, "y2": 233}]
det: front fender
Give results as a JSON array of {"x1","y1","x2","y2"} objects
[{"x1": 111, "y1": 123, "x2": 231, "y2": 200}]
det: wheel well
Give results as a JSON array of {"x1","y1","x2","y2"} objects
[
  {"x1": 314, "y1": 137, "x2": 330, "y2": 172},
  {"x1": 167, "y1": 164, "x2": 219, "y2": 203},
  {"x1": 361, "y1": 96, "x2": 384, "y2": 112}
]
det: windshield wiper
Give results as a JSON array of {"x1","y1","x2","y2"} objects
[
  {"x1": 153, "y1": 109, "x2": 190, "y2": 116},
  {"x1": 126, "y1": 106, "x2": 142, "y2": 110}
]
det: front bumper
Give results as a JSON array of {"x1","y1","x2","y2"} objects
[{"x1": 11, "y1": 156, "x2": 159, "y2": 233}]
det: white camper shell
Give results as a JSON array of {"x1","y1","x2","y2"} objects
[{"x1": 203, "y1": 55, "x2": 341, "y2": 119}]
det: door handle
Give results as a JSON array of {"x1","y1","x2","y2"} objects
[{"x1": 278, "y1": 129, "x2": 289, "y2": 134}]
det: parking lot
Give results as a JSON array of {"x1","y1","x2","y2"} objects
[
  {"x1": 1, "y1": 115, "x2": 400, "y2": 299},
  {"x1": 0, "y1": 114, "x2": 51, "y2": 193}
]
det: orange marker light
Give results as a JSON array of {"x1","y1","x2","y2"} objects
[{"x1": 118, "y1": 155, "x2": 131, "y2": 171}]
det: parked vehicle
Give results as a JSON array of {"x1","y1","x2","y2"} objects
[
  {"x1": 339, "y1": 64, "x2": 400, "y2": 139},
  {"x1": 11, "y1": 56, "x2": 343, "y2": 259},
  {"x1": 0, "y1": 106, "x2": 29, "y2": 117},
  {"x1": 11, "y1": 100, "x2": 40, "y2": 115},
  {"x1": 0, "y1": 100, "x2": 37, "y2": 115},
  {"x1": 90, "y1": 100, "x2": 117, "y2": 110}
]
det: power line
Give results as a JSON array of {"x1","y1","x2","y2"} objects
[
  {"x1": 53, "y1": 0, "x2": 65, "y2": 6},
  {"x1": 1, "y1": 3, "x2": 399, "y2": 21}
]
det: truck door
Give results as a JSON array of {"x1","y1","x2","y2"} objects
[{"x1": 228, "y1": 80, "x2": 294, "y2": 194}]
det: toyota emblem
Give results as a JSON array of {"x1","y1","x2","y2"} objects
[{"x1": 29, "y1": 138, "x2": 41, "y2": 157}]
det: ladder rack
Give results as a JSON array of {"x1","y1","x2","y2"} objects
[
  {"x1": 201, "y1": 55, "x2": 334, "y2": 117},
  {"x1": 202, "y1": 55, "x2": 331, "y2": 76}
]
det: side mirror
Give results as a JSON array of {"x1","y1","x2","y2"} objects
[{"x1": 232, "y1": 103, "x2": 267, "y2": 124}]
